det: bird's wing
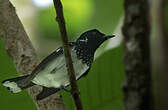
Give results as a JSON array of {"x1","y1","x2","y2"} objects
[
  {"x1": 29, "y1": 42, "x2": 76, "y2": 77},
  {"x1": 36, "y1": 87, "x2": 60, "y2": 100}
]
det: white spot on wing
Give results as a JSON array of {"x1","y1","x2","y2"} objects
[{"x1": 56, "y1": 48, "x2": 61, "y2": 52}]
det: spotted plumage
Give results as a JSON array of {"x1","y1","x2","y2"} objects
[
  {"x1": 75, "y1": 47, "x2": 94, "y2": 66},
  {"x1": 2, "y1": 29, "x2": 115, "y2": 100}
]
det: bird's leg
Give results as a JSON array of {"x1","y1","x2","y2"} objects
[{"x1": 60, "y1": 85, "x2": 70, "y2": 93}]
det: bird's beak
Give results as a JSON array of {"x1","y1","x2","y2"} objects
[{"x1": 103, "y1": 35, "x2": 115, "y2": 40}]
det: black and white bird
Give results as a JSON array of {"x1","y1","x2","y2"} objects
[{"x1": 2, "y1": 29, "x2": 115, "y2": 100}]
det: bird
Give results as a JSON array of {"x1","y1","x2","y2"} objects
[{"x1": 2, "y1": 29, "x2": 115, "y2": 100}]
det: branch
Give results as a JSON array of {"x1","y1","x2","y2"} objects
[
  {"x1": 150, "y1": 0, "x2": 168, "y2": 109},
  {"x1": 0, "y1": 0, "x2": 66, "y2": 110},
  {"x1": 122, "y1": 0, "x2": 152, "y2": 110},
  {"x1": 53, "y1": 0, "x2": 83, "y2": 110}
]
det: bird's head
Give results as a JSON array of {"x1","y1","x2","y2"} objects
[{"x1": 76, "y1": 29, "x2": 115, "y2": 53}]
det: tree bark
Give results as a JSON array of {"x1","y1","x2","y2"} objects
[
  {"x1": 150, "y1": 0, "x2": 168, "y2": 109},
  {"x1": 0, "y1": 0, "x2": 66, "y2": 110},
  {"x1": 122, "y1": 0, "x2": 152, "y2": 110}
]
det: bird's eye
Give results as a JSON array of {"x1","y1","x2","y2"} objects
[{"x1": 79, "y1": 37, "x2": 88, "y2": 43}]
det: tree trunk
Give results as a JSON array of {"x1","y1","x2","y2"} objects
[
  {"x1": 122, "y1": 0, "x2": 152, "y2": 110},
  {"x1": 150, "y1": 0, "x2": 168, "y2": 109},
  {"x1": 0, "y1": 0, "x2": 66, "y2": 110}
]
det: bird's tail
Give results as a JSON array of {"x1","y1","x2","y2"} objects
[{"x1": 2, "y1": 75, "x2": 34, "y2": 93}]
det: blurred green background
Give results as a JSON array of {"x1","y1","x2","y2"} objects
[{"x1": 0, "y1": 0, "x2": 124, "y2": 110}]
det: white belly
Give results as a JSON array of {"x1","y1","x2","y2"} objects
[{"x1": 32, "y1": 48, "x2": 89, "y2": 88}]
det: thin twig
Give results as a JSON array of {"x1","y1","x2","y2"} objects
[
  {"x1": 53, "y1": 0, "x2": 83, "y2": 110},
  {"x1": 151, "y1": 0, "x2": 168, "y2": 109}
]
